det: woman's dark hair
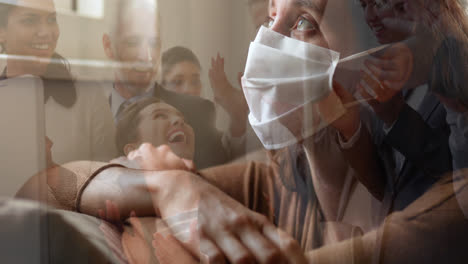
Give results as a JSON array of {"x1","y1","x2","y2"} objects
[
  {"x1": 115, "y1": 97, "x2": 162, "y2": 155},
  {"x1": 0, "y1": 1, "x2": 76, "y2": 108},
  {"x1": 161, "y1": 46, "x2": 201, "y2": 80}
]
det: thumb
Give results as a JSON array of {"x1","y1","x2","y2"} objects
[{"x1": 182, "y1": 159, "x2": 196, "y2": 172}]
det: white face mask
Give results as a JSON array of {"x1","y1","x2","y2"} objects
[{"x1": 241, "y1": 26, "x2": 345, "y2": 149}]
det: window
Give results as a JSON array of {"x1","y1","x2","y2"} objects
[{"x1": 54, "y1": 0, "x2": 104, "y2": 18}]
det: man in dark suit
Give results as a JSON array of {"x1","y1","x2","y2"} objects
[
  {"x1": 347, "y1": 88, "x2": 453, "y2": 212},
  {"x1": 101, "y1": 0, "x2": 228, "y2": 169},
  {"x1": 336, "y1": 1, "x2": 453, "y2": 215}
]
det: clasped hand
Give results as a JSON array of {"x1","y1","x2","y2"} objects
[{"x1": 112, "y1": 143, "x2": 307, "y2": 263}]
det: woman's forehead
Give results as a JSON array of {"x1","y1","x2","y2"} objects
[
  {"x1": 141, "y1": 102, "x2": 182, "y2": 116},
  {"x1": 269, "y1": 0, "x2": 327, "y2": 13}
]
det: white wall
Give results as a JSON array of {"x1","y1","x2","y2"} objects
[{"x1": 51, "y1": 0, "x2": 254, "y2": 84}]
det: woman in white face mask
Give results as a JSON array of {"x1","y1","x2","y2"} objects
[{"x1": 16, "y1": 0, "x2": 468, "y2": 263}]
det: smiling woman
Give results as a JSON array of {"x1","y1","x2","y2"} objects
[
  {"x1": 0, "y1": 0, "x2": 76, "y2": 107},
  {"x1": 0, "y1": 0, "x2": 118, "y2": 167},
  {"x1": 115, "y1": 96, "x2": 195, "y2": 161}
]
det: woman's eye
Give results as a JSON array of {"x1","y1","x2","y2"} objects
[
  {"x1": 376, "y1": 0, "x2": 390, "y2": 9},
  {"x1": 153, "y1": 113, "x2": 168, "y2": 120},
  {"x1": 296, "y1": 17, "x2": 316, "y2": 31},
  {"x1": 21, "y1": 17, "x2": 36, "y2": 25}
]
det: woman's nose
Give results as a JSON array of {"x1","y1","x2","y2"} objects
[
  {"x1": 365, "y1": 5, "x2": 379, "y2": 23},
  {"x1": 36, "y1": 25, "x2": 51, "y2": 38},
  {"x1": 170, "y1": 115, "x2": 184, "y2": 127},
  {"x1": 269, "y1": 18, "x2": 290, "y2": 37}
]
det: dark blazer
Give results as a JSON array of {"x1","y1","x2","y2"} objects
[
  {"x1": 153, "y1": 84, "x2": 229, "y2": 169},
  {"x1": 343, "y1": 90, "x2": 452, "y2": 213},
  {"x1": 380, "y1": 92, "x2": 452, "y2": 211}
]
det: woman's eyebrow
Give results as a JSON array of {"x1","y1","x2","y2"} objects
[
  {"x1": 293, "y1": 0, "x2": 325, "y2": 14},
  {"x1": 152, "y1": 107, "x2": 184, "y2": 118}
]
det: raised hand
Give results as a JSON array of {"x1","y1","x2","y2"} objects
[
  {"x1": 361, "y1": 42, "x2": 413, "y2": 103},
  {"x1": 208, "y1": 53, "x2": 249, "y2": 137}
]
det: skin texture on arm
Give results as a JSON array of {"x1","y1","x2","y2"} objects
[
  {"x1": 323, "y1": 83, "x2": 387, "y2": 201},
  {"x1": 80, "y1": 164, "x2": 302, "y2": 264},
  {"x1": 79, "y1": 167, "x2": 160, "y2": 219}
]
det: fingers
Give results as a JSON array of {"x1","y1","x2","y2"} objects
[
  {"x1": 366, "y1": 43, "x2": 413, "y2": 87},
  {"x1": 199, "y1": 235, "x2": 227, "y2": 264},
  {"x1": 263, "y1": 226, "x2": 307, "y2": 264},
  {"x1": 360, "y1": 70, "x2": 382, "y2": 96},
  {"x1": 365, "y1": 59, "x2": 403, "y2": 81},
  {"x1": 212, "y1": 213, "x2": 287, "y2": 264},
  {"x1": 237, "y1": 225, "x2": 288, "y2": 264},
  {"x1": 214, "y1": 230, "x2": 256, "y2": 264},
  {"x1": 182, "y1": 159, "x2": 197, "y2": 172},
  {"x1": 128, "y1": 143, "x2": 194, "y2": 171},
  {"x1": 359, "y1": 70, "x2": 399, "y2": 102},
  {"x1": 357, "y1": 81, "x2": 379, "y2": 108},
  {"x1": 127, "y1": 147, "x2": 141, "y2": 161},
  {"x1": 153, "y1": 233, "x2": 199, "y2": 264},
  {"x1": 97, "y1": 200, "x2": 123, "y2": 231}
]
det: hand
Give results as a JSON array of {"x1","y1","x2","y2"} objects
[
  {"x1": 152, "y1": 171, "x2": 303, "y2": 264},
  {"x1": 208, "y1": 53, "x2": 236, "y2": 106},
  {"x1": 97, "y1": 204, "x2": 129, "y2": 264},
  {"x1": 152, "y1": 233, "x2": 199, "y2": 264},
  {"x1": 319, "y1": 82, "x2": 360, "y2": 141},
  {"x1": 109, "y1": 156, "x2": 141, "y2": 170},
  {"x1": 362, "y1": 42, "x2": 413, "y2": 103},
  {"x1": 152, "y1": 219, "x2": 199, "y2": 263},
  {"x1": 357, "y1": 70, "x2": 406, "y2": 126},
  {"x1": 127, "y1": 143, "x2": 196, "y2": 172},
  {"x1": 98, "y1": 200, "x2": 124, "y2": 230},
  {"x1": 197, "y1": 180, "x2": 300, "y2": 264},
  {"x1": 123, "y1": 212, "x2": 157, "y2": 264},
  {"x1": 209, "y1": 53, "x2": 249, "y2": 137}
]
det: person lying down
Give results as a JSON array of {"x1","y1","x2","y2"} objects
[
  {"x1": 113, "y1": 97, "x2": 196, "y2": 171},
  {"x1": 112, "y1": 97, "x2": 200, "y2": 263}
]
